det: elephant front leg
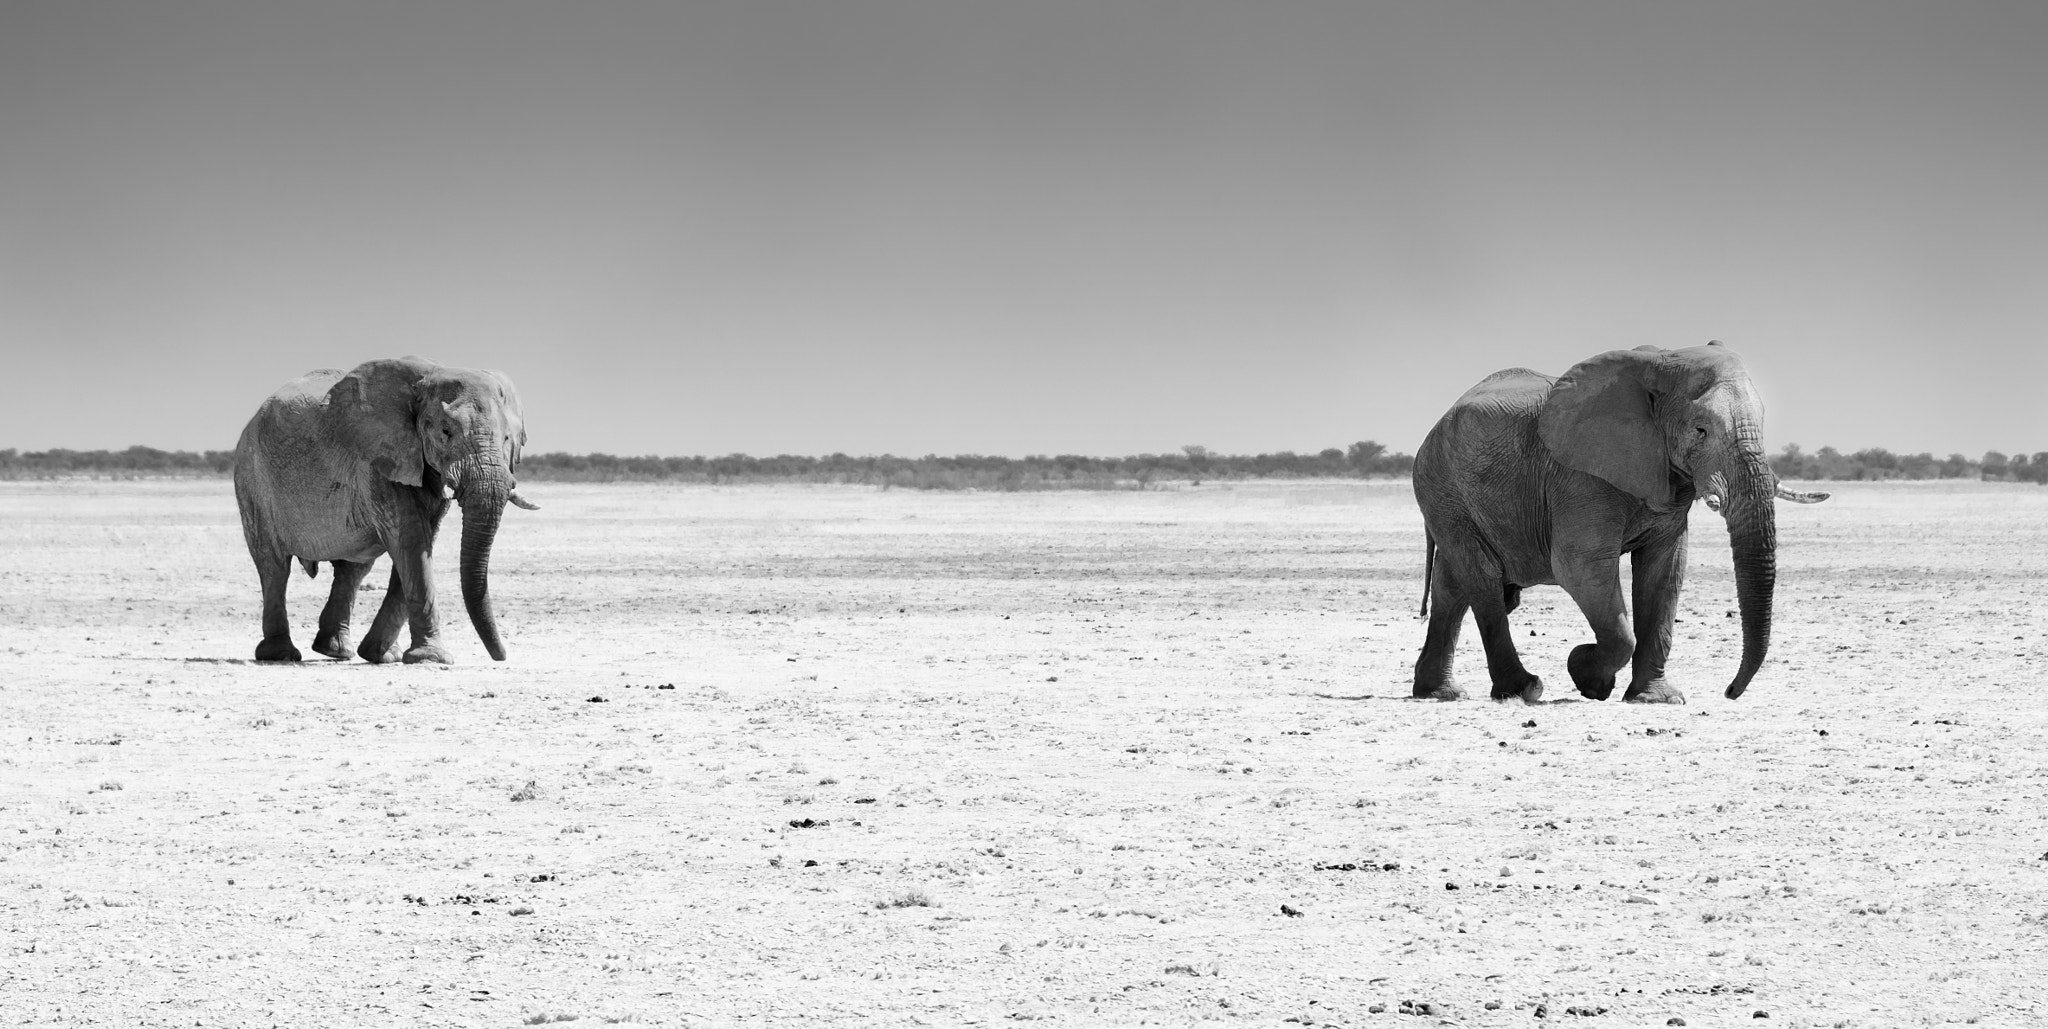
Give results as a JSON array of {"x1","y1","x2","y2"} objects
[
  {"x1": 1556, "y1": 551, "x2": 1633, "y2": 701},
  {"x1": 356, "y1": 565, "x2": 407, "y2": 664},
  {"x1": 390, "y1": 548, "x2": 454, "y2": 664},
  {"x1": 1622, "y1": 537, "x2": 1688, "y2": 704},
  {"x1": 312, "y1": 559, "x2": 373, "y2": 660}
]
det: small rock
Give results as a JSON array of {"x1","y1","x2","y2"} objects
[
  {"x1": 1444, "y1": 882, "x2": 1460, "y2": 891},
  {"x1": 1534, "y1": 1003, "x2": 1548, "y2": 1018},
  {"x1": 1280, "y1": 904, "x2": 1304, "y2": 917},
  {"x1": 1668, "y1": 1019, "x2": 1687, "y2": 1026},
  {"x1": 1368, "y1": 1003, "x2": 1386, "y2": 1013},
  {"x1": 1753, "y1": 1012, "x2": 1769, "y2": 1019}
]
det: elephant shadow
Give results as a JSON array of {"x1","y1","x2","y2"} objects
[{"x1": 1311, "y1": 691, "x2": 1588, "y2": 704}]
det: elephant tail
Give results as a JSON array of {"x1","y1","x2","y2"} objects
[{"x1": 1418, "y1": 532, "x2": 1434, "y2": 619}]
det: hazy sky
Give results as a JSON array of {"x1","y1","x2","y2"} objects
[{"x1": 3, "y1": 1, "x2": 2043, "y2": 457}]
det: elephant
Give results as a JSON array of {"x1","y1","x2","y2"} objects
[
  {"x1": 1409, "y1": 341, "x2": 1827, "y2": 704},
  {"x1": 233, "y1": 356, "x2": 536, "y2": 664}
]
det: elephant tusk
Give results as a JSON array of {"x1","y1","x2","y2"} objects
[
  {"x1": 1776, "y1": 484, "x2": 1830, "y2": 504},
  {"x1": 509, "y1": 491, "x2": 540, "y2": 511},
  {"x1": 1710, "y1": 484, "x2": 1828, "y2": 512}
]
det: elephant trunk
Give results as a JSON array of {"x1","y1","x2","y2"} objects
[
  {"x1": 456, "y1": 446, "x2": 511, "y2": 662},
  {"x1": 1722, "y1": 431, "x2": 1778, "y2": 699}
]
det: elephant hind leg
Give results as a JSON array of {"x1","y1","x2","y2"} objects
[
  {"x1": 1413, "y1": 552, "x2": 1541, "y2": 702},
  {"x1": 1445, "y1": 547, "x2": 1541, "y2": 702},
  {"x1": 1471, "y1": 594, "x2": 1542, "y2": 703},
  {"x1": 250, "y1": 544, "x2": 301, "y2": 663},
  {"x1": 1413, "y1": 578, "x2": 1469, "y2": 701},
  {"x1": 312, "y1": 559, "x2": 373, "y2": 660}
]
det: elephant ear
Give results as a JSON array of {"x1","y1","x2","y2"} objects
[
  {"x1": 325, "y1": 356, "x2": 444, "y2": 486},
  {"x1": 1538, "y1": 347, "x2": 1675, "y2": 510},
  {"x1": 480, "y1": 369, "x2": 527, "y2": 470}
]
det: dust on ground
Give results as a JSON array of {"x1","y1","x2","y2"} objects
[{"x1": 3, "y1": 479, "x2": 2045, "y2": 1026}]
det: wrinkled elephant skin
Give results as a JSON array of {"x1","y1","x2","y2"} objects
[
  {"x1": 232, "y1": 356, "x2": 532, "y2": 664},
  {"x1": 1410, "y1": 342, "x2": 1825, "y2": 704}
]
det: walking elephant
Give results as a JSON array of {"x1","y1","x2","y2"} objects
[
  {"x1": 233, "y1": 356, "x2": 536, "y2": 663},
  {"x1": 1410, "y1": 341, "x2": 1826, "y2": 704}
]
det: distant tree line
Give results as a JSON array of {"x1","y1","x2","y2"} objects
[
  {"x1": 513, "y1": 442, "x2": 1414, "y2": 489},
  {"x1": 1769, "y1": 444, "x2": 2048, "y2": 484},
  {"x1": 0, "y1": 442, "x2": 1411, "y2": 488},
  {"x1": 0, "y1": 446, "x2": 237, "y2": 477},
  {"x1": 10, "y1": 442, "x2": 2048, "y2": 487}
]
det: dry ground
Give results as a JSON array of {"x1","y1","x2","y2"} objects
[{"x1": 3, "y1": 479, "x2": 2046, "y2": 1027}]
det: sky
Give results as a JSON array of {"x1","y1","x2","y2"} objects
[{"x1": 2, "y1": 0, "x2": 2043, "y2": 459}]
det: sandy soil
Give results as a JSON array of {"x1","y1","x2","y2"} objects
[{"x1": 3, "y1": 478, "x2": 2045, "y2": 1027}]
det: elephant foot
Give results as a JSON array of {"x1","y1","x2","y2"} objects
[
  {"x1": 1568, "y1": 644, "x2": 1617, "y2": 701},
  {"x1": 311, "y1": 633, "x2": 354, "y2": 661},
  {"x1": 254, "y1": 638, "x2": 302, "y2": 662},
  {"x1": 1493, "y1": 675, "x2": 1544, "y2": 704},
  {"x1": 1412, "y1": 682, "x2": 1466, "y2": 702},
  {"x1": 358, "y1": 639, "x2": 403, "y2": 664},
  {"x1": 402, "y1": 642, "x2": 454, "y2": 665},
  {"x1": 1623, "y1": 680, "x2": 1687, "y2": 705}
]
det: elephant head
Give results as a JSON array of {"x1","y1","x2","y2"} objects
[
  {"x1": 328, "y1": 356, "x2": 533, "y2": 661},
  {"x1": 1537, "y1": 341, "x2": 1791, "y2": 699}
]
